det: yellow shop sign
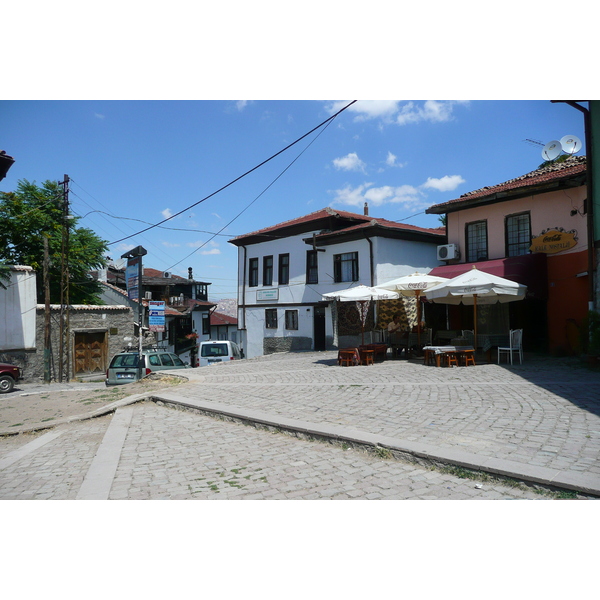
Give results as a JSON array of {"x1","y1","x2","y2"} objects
[{"x1": 530, "y1": 228, "x2": 578, "y2": 254}]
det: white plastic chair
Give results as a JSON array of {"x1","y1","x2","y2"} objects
[{"x1": 498, "y1": 329, "x2": 523, "y2": 365}]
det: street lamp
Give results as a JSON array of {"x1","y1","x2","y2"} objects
[
  {"x1": 121, "y1": 245, "x2": 147, "y2": 381},
  {"x1": 0, "y1": 151, "x2": 15, "y2": 181}
]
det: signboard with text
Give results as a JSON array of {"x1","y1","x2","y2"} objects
[
  {"x1": 148, "y1": 300, "x2": 165, "y2": 332},
  {"x1": 530, "y1": 228, "x2": 578, "y2": 254},
  {"x1": 125, "y1": 256, "x2": 140, "y2": 300}
]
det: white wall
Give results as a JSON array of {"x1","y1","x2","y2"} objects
[
  {"x1": 373, "y1": 238, "x2": 442, "y2": 284},
  {"x1": 0, "y1": 266, "x2": 37, "y2": 351}
]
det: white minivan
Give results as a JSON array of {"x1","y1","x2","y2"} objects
[{"x1": 198, "y1": 340, "x2": 243, "y2": 367}]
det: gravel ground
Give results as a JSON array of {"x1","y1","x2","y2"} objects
[{"x1": 0, "y1": 375, "x2": 187, "y2": 433}]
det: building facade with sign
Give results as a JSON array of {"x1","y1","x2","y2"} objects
[
  {"x1": 426, "y1": 156, "x2": 589, "y2": 354},
  {"x1": 229, "y1": 206, "x2": 445, "y2": 359}
]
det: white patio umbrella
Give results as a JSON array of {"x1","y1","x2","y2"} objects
[
  {"x1": 322, "y1": 285, "x2": 400, "y2": 345},
  {"x1": 424, "y1": 266, "x2": 527, "y2": 350},
  {"x1": 379, "y1": 271, "x2": 450, "y2": 346}
]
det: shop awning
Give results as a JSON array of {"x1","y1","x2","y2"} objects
[{"x1": 428, "y1": 253, "x2": 548, "y2": 300}]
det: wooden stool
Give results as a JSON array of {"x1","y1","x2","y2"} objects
[
  {"x1": 338, "y1": 350, "x2": 356, "y2": 366},
  {"x1": 445, "y1": 351, "x2": 459, "y2": 367},
  {"x1": 360, "y1": 349, "x2": 375, "y2": 366},
  {"x1": 424, "y1": 348, "x2": 436, "y2": 366},
  {"x1": 462, "y1": 350, "x2": 476, "y2": 366}
]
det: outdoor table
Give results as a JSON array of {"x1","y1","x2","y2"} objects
[
  {"x1": 477, "y1": 334, "x2": 510, "y2": 362},
  {"x1": 423, "y1": 345, "x2": 475, "y2": 367},
  {"x1": 359, "y1": 344, "x2": 388, "y2": 361}
]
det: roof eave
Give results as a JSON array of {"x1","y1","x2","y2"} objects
[{"x1": 426, "y1": 174, "x2": 587, "y2": 215}]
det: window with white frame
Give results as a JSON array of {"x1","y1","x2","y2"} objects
[
  {"x1": 249, "y1": 258, "x2": 259, "y2": 287},
  {"x1": 265, "y1": 308, "x2": 278, "y2": 329},
  {"x1": 334, "y1": 252, "x2": 359, "y2": 283},
  {"x1": 306, "y1": 250, "x2": 318, "y2": 284},
  {"x1": 278, "y1": 253, "x2": 289, "y2": 285},
  {"x1": 263, "y1": 255, "x2": 273, "y2": 286},
  {"x1": 285, "y1": 309, "x2": 298, "y2": 330}
]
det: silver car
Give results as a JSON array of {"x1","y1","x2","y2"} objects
[{"x1": 105, "y1": 349, "x2": 190, "y2": 386}]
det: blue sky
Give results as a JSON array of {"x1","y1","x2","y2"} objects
[{"x1": 0, "y1": 100, "x2": 587, "y2": 299}]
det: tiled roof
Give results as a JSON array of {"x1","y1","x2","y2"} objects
[
  {"x1": 316, "y1": 217, "x2": 445, "y2": 238},
  {"x1": 210, "y1": 311, "x2": 238, "y2": 326},
  {"x1": 427, "y1": 156, "x2": 586, "y2": 213},
  {"x1": 230, "y1": 206, "x2": 443, "y2": 245},
  {"x1": 229, "y1": 207, "x2": 371, "y2": 241}
]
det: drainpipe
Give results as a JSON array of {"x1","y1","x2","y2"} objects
[
  {"x1": 240, "y1": 245, "x2": 247, "y2": 352},
  {"x1": 553, "y1": 100, "x2": 595, "y2": 310}
]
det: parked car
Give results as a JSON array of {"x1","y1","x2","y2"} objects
[
  {"x1": 105, "y1": 349, "x2": 190, "y2": 386},
  {"x1": 198, "y1": 340, "x2": 242, "y2": 367},
  {"x1": 0, "y1": 362, "x2": 22, "y2": 393}
]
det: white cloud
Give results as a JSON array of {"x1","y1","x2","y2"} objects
[
  {"x1": 326, "y1": 100, "x2": 468, "y2": 126},
  {"x1": 162, "y1": 241, "x2": 180, "y2": 248},
  {"x1": 162, "y1": 208, "x2": 173, "y2": 219},
  {"x1": 330, "y1": 183, "x2": 425, "y2": 210},
  {"x1": 236, "y1": 100, "x2": 248, "y2": 111},
  {"x1": 94, "y1": 113, "x2": 105, "y2": 119},
  {"x1": 327, "y1": 100, "x2": 401, "y2": 122},
  {"x1": 200, "y1": 248, "x2": 221, "y2": 255},
  {"x1": 386, "y1": 151, "x2": 397, "y2": 166},
  {"x1": 333, "y1": 152, "x2": 366, "y2": 173},
  {"x1": 422, "y1": 175, "x2": 465, "y2": 192}
]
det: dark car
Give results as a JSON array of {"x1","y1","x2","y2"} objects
[{"x1": 0, "y1": 363, "x2": 22, "y2": 393}]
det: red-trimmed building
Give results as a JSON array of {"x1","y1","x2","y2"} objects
[{"x1": 426, "y1": 156, "x2": 589, "y2": 354}]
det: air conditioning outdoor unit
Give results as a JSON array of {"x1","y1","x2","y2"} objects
[{"x1": 437, "y1": 244, "x2": 459, "y2": 261}]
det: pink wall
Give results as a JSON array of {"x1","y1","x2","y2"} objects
[{"x1": 447, "y1": 186, "x2": 587, "y2": 260}]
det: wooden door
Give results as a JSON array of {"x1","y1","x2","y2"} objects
[{"x1": 74, "y1": 332, "x2": 107, "y2": 374}]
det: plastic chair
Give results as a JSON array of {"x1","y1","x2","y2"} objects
[{"x1": 498, "y1": 329, "x2": 523, "y2": 365}]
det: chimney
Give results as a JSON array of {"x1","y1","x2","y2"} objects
[
  {"x1": 364, "y1": 202, "x2": 369, "y2": 216},
  {"x1": 188, "y1": 267, "x2": 193, "y2": 280}
]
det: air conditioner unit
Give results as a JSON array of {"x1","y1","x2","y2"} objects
[
  {"x1": 163, "y1": 272, "x2": 171, "y2": 278},
  {"x1": 437, "y1": 244, "x2": 459, "y2": 261}
]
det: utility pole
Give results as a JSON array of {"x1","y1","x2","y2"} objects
[
  {"x1": 58, "y1": 174, "x2": 70, "y2": 382},
  {"x1": 43, "y1": 236, "x2": 52, "y2": 383}
]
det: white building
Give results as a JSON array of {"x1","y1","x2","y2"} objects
[
  {"x1": 229, "y1": 206, "x2": 445, "y2": 359},
  {"x1": 0, "y1": 265, "x2": 36, "y2": 352}
]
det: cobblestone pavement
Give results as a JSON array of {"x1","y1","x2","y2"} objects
[
  {"x1": 170, "y1": 352, "x2": 600, "y2": 478},
  {"x1": 1, "y1": 351, "x2": 599, "y2": 500},
  {"x1": 0, "y1": 403, "x2": 548, "y2": 500}
]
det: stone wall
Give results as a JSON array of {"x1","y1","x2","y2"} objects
[
  {"x1": 1, "y1": 305, "x2": 134, "y2": 383},
  {"x1": 262, "y1": 336, "x2": 334, "y2": 355}
]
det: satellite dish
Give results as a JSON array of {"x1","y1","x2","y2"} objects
[
  {"x1": 560, "y1": 135, "x2": 582, "y2": 155},
  {"x1": 542, "y1": 140, "x2": 562, "y2": 161}
]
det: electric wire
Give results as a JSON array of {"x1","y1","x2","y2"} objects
[
  {"x1": 108, "y1": 100, "x2": 358, "y2": 245},
  {"x1": 163, "y1": 112, "x2": 337, "y2": 272}
]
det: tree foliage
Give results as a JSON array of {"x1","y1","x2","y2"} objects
[{"x1": 0, "y1": 179, "x2": 108, "y2": 304}]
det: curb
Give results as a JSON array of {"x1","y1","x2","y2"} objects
[{"x1": 150, "y1": 391, "x2": 600, "y2": 498}]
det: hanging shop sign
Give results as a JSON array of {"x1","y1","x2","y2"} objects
[{"x1": 530, "y1": 227, "x2": 578, "y2": 254}]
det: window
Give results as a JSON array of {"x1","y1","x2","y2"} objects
[
  {"x1": 202, "y1": 313, "x2": 210, "y2": 335},
  {"x1": 249, "y1": 258, "x2": 259, "y2": 287},
  {"x1": 159, "y1": 353, "x2": 174, "y2": 366},
  {"x1": 265, "y1": 308, "x2": 278, "y2": 329},
  {"x1": 285, "y1": 310, "x2": 298, "y2": 330},
  {"x1": 506, "y1": 213, "x2": 531, "y2": 257},
  {"x1": 263, "y1": 255, "x2": 273, "y2": 286},
  {"x1": 278, "y1": 253, "x2": 289, "y2": 285},
  {"x1": 306, "y1": 250, "x2": 318, "y2": 284},
  {"x1": 334, "y1": 252, "x2": 359, "y2": 283},
  {"x1": 466, "y1": 221, "x2": 488, "y2": 262}
]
